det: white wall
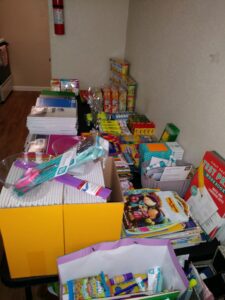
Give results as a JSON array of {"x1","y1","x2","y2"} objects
[
  {"x1": 125, "y1": 0, "x2": 225, "y2": 165},
  {"x1": 48, "y1": 0, "x2": 129, "y2": 88},
  {"x1": 0, "y1": 0, "x2": 51, "y2": 87}
]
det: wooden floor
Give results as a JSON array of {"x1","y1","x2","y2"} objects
[
  {"x1": 0, "y1": 91, "x2": 58, "y2": 299},
  {"x1": 0, "y1": 91, "x2": 38, "y2": 161}
]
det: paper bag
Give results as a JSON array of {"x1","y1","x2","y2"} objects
[{"x1": 57, "y1": 238, "x2": 188, "y2": 299}]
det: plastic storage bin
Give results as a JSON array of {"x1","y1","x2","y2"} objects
[{"x1": 141, "y1": 160, "x2": 192, "y2": 198}]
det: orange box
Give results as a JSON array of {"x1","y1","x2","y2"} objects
[
  {"x1": 0, "y1": 158, "x2": 124, "y2": 278},
  {"x1": 147, "y1": 143, "x2": 169, "y2": 152},
  {"x1": 0, "y1": 205, "x2": 64, "y2": 278}
]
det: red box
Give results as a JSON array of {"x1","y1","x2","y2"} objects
[{"x1": 185, "y1": 151, "x2": 225, "y2": 240}]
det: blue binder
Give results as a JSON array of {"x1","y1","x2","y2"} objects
[{"x1": 36, "y1": 96, "x2": 77, "y2": 108}]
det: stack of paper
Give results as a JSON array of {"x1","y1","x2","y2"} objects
[
  {"x1": 64, "y1": 161, "x2": 106, "y2": 204},
  {"x1": 26, "y1": 106, "x2": 77, "y2": 135},
  {"x1": 0, "y1": 163, "x2": 63, "y2": 208},
  {"x1": 122, "y1": 216, "x2": 203, "y2": 250},
  {"x1": 0, "y1": 160, "x2": 106, "y2": 207}
]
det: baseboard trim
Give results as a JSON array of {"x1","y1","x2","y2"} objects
[{"x1": 13, "y1": 86, "x2": 50, "y2": 91}]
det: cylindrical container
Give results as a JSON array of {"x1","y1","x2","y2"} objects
[
  {"x1": 110, "y1": 273, "x2": 134, "y2": 285},
  {"x1": 160, "y1": 123, "x2": 180, "y2": 142},
  {"x1": 52, "y1": 0, "x2": 65, "y2": 35}
]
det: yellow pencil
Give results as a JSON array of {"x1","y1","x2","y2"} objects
[{"x1": 198, "y1": 161, "x2": 204, "y2": 197}]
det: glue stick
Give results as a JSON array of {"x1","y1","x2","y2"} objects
[{"x1": 109, "y1": 273, "x2": 133, "y2": 285}]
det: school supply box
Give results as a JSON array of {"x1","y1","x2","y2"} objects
[
  {"x1": 57, "y1": 238, "x2": 188, "y2": 300},
  {"x1": 141, "y1": 160, "x2": 192, "y2": 198},
  {"x1": 139, "y1": 143, "x2": 191, "y2": 197},
  {"x1": 0, "y1": 156, "x2": 124, "y2": 278}
]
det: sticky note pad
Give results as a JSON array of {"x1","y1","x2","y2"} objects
[{"x1": 147, "y1": 143, "x2": 168, "y2": 152}]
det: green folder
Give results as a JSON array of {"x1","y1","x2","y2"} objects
[{"x1": 41, "y1": 89, "x2": 76, "y2": 98}]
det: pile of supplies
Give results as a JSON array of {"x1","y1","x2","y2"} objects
[
  {"x1": 21, "y1": 66, "x2": 225, "y2": 251},
  {"x1": 80, "y1": 58, "x2": 138, "y2": 121},
  {"x1": 26, "y1": 90, "x2": 78, "y2": 135},
  {"x1": 23, "y1": 72, "x2": 225, "y2": 248},
  {"x1": 62, "y1": 270, "x2": 161, "y2": 299},
  {"x1": 58, "y1": 238, "x2": 188, "y2": 300},
  {"x1": 0, "y1": 57, "x2": 225, "y2": 300}
]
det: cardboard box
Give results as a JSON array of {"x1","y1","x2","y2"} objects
[
  {"x1": 0, "y1": 157, "x2": 124, "y2": 278},
  {"x1": 63, "y1": 157, "x2": 124, "y2": 254},
  {"x1": 0, "y1": 205, "x2": 64, "y2": 278}
]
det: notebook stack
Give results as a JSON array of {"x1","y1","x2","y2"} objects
[
  {"x1": 26, "y1": 90, "x2": 78, "y2": 135},
  {"x1": 26, "y1": 106, "x2": 78, "y2": 135}
]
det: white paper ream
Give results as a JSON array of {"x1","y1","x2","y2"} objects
[
  {"x1": 58, "y1": 241, "x2": 187, "y2": 293},
  {"x1": 64, "y1": 161, "x2": 106, "y2": 204},
  {"x1": 0, "y1": 164, "x2": 63, "y2": 208}
]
